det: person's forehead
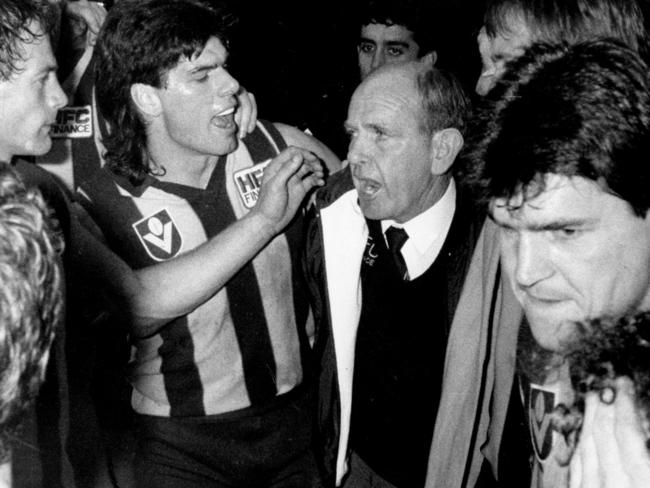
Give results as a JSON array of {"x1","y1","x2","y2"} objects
[
  {"x1": 350, "y1": 67, "x2": 420, "y2": 119},
  {"x1": 172, "y1": 36, "x2": 228, "y2": 74},
  {"x1": 482, "y1": 17, "x2": 532, "y2": 58},
  {"x1": 490, "y1": 175, "x2": 616, "y2": 223},
  {"x1": 11, "y1": 33, "x2": 57, "y2": 77},
  {"x1": 360, "y1": 22, "x2": 417, "y2": 45},
  {"x1": 189, "y1": 36, "x2": 228, "y2": 64}
]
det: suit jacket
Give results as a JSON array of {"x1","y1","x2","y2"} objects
[{"x1": 303, "y1": 167, "x2": 488, "y2": 486}]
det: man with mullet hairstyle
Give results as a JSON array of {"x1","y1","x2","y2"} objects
[{"x1": 78, "y1": 0, "x2": 339, "y2": 486}]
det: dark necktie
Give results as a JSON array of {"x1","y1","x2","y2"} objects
[{"x1": 385, "y1": 226, "x2": 409, "y2": 280}]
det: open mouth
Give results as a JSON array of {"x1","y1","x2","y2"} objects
[
  {"x1": 217, "y1": 107, "x2": 235, "y2": 116},
  {"x1": 354, "y1": 177, "x2": 381, "y2": 198},
  {"x1": 211, "y1": 107, "x2": 236, "y2": 130}
]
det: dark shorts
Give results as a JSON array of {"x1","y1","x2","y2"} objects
[{"x1": 135, "y1": 385, "x2": 322, "y2": 488}]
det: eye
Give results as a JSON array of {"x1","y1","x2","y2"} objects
[
  {"x1": 551, "y1": 227, "x2": 581, "y2": 241},
  {"x1": 358, "y1": 42, "x2": 375, "y2": 54},
  {"x1": 387, "y1": 47, "x2": 405, "y2": 57},
  {"x1": 372, "y1": 127, "x2": 388, "y2": 140},
  {"x1": 34, "y1": 73, "x2": 49, "y2": 87},
  {"x1": 345, "y1": 127, "x2": 357, "y2": 141}
]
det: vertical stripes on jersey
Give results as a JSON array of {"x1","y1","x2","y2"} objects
[
  {"x1": 79, "y1": 121, "x2": 307, "y2": 417},
  {"x1": 194, "y1": 158, "x2": 278, "y2": 405},
  {"x1": 243, "y1": 121, "x2": 313, "y2": 379}
]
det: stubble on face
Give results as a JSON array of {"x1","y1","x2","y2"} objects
[{"x1": 492, "y1": 175, "x2": 650, "y2": 353}]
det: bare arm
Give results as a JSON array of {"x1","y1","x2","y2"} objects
[{"x1": 76, "y1": 147, "x2": 324, "y2": 338}]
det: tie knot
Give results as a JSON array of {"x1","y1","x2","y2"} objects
[{"x1": 385, "y1": 226, "x2": 408, "y2": 253}]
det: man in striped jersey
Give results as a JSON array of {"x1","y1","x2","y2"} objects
[{"x1": 77, "y1": 0, "x2": 340, "y2": 486}]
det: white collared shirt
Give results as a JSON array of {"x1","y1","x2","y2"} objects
[{"x1": 380, "y1": 179, "x2": 456, "y2": 280}]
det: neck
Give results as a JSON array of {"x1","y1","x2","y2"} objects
[
  {"x1": 398, "y1": 174, "x2": 451, "y2": 224},
  {"x1": 146, "y1": 129, "x2": 219, "y2": 189}
]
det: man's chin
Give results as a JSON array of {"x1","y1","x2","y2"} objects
[
  {"x1": 528, "y1": 315, "x2": 579, "y2": 353},
  {"x1": 213, "y1": 135, "x2": 238, "y2": 157},
  {"x1": 21, "y1": 138, "x2": 53, "y2": 159}
]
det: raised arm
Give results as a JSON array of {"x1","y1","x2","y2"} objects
[{"x1": 74, "y1": 147, "x2": 324, "y2": 338}]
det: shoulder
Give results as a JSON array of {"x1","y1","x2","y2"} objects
[
  {"x1": 76, "y1": 167, "x2": 146, "y2": 223},
  {"x1": 14, "y1": 159, "x2": 70, "y2": 202},
  {"x1": 273, "y1": 122, "x2": 342, "y2": 175},
  {"x1": 314, "y1": 165, "x2": 355, "y2": 210},
  {"x1": 13, "y1": 159, "x2": 73, "y2": 237}
]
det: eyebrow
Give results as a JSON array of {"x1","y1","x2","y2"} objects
[
  {"x1": 189, "y1": 61, "x2": 221, "y2": 72},
  {"x1": 384, "y1": 41, "x2": 410, "y2": 49},
  {"x1": 358, "y1": 37, "x2": 377, "y2": 45},
  {"x1": 490, "y1": 212, "x2": 596, "y2": 232}
]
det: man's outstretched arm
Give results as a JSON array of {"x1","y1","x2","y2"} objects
[{"x1": 72, "y1": 146, "x2": 324, "y2": 337}]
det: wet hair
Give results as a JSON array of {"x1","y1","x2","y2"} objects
[
  {"x1": 483, "y1": 0, "x2": 650, "y2": 62},
  {"x1": 0, "y1": 0, "x2": 57, "y2": 81},
  {"x1": 551, "y1": 310, "x2": 650, "y2": 457},
  {"x1": 358, "y1": 0, "x2": 437, "y2": 56},
  {"x1": 465, "y1": 40, "x2": 650, "y2": 216},
  {"x1": 0, "y1": 163, "x2": 63, "y2": 461},
  {"x1": 413, "y1": 53, "x2": 471, "y2": 137},
  {"x1": 95, "y1": 0, "x2": 237, "y2": 186}
]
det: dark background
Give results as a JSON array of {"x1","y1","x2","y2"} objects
[
  {"x1": 94, "y1": 0, "x2": 487, "y2": 157},
  {"x1": 226, "y1": 0, "x2": 486, "y2": 156}
]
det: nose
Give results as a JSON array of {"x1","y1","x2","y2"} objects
[
  {"x1": 215, "y1": 68, "x2": 240, "y2": 98},
  {"x1": 50, "y1": 76, "x2": 68, "y2": 111},
  {"x1": 371, "y1": 48, "x2": 386, "y2": 71},
  {"x1": 346, "y1": 132, "x2": 368, "y2": 167},
  {"x1": 475, "y1": 71, "x2": 495, "y2": 97},
  {"x1": 512, "y1": 233, "x2": 552, "y2": 289}
]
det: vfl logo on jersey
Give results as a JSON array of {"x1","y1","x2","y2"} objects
[
  {"x1": 51, "y1": 105, "x2": 93, "y2": 139},
  {"x1": 132, "y1": 209, "x2": 183, "y2": 261},
  {"x1": 233, "y1": 159, "x2": 271, "y2": 209},
  {"x1": 529, "y1": 385, "x2": 556, "y2": 461}
]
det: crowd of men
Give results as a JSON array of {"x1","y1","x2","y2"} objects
[{"x1": 1, "y1": 0, "x2": 650, "y2": 488}]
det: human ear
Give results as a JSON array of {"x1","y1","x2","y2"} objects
[
  {"x1": 130, "y1": 83, "x2": 162, "y2": 118},
  {"x1": 430, "y1": 128, "x2": 463, "y2": 175}
]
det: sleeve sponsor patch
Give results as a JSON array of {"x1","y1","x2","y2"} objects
[
  {"x1": 233, "y1": 159, "x2": 271, "y2": 209},
  {"x1": 132, "y1": 209, "x2": 183, "y2": 261},
  {"x1": 51, "y1": 105, "x2": 93, "y2": 139}
]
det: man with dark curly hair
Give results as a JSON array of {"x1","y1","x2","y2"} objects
[
  {"x1": 469, "y1": 39, "x2": 650, "y2": 488},
  {"x1": 429, "y1": 2, "x2": 650, "y2": 488}
]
